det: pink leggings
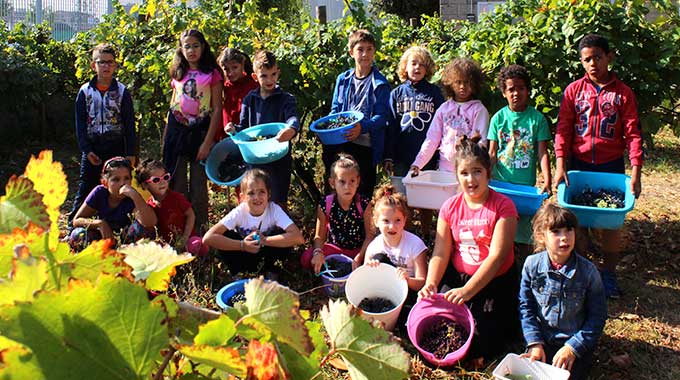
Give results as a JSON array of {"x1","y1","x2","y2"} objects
[{"x1": 300, "y1": 243, "x2": 360, "y2": 270}]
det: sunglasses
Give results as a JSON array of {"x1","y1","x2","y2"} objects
[
  {"x1": 102, "y1": 156, "x2": 130, "y2": 173},
  {"x1": 145, "y1": 173, "x2": 172, "y2": 184}
]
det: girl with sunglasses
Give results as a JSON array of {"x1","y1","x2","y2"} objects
[
  {"x1": 136, "y1": 159, "x2": 207, "y2": 256},
  {"x1": 69, "y1": 157, "x2": 156, "y2": 251}
]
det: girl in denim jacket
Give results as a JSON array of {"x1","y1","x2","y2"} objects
[{"x1": 519, "y1": 203, "x2": 607, "y2": 380}]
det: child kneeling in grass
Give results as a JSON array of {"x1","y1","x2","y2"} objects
[
  {"x1": 202, "y1": 169, "x2": 304, "y2": 278},
  {"x1": 519, "y1": 203, "x2": 607, "y2": 380}
]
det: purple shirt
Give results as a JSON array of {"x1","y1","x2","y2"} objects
[{"x1": 85, "y1": 185, "x2": 135, "y2": 231}]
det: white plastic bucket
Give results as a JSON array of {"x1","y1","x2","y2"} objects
[
  {"x1": 492, "y1": 353, "x2": 570, "y2": 380},
  {"x1": 345, "y1": 263, "x2": 408, "y2": 331},
  {"x1": 401, "y1": 170, "x2": 459, "y2": 210}
]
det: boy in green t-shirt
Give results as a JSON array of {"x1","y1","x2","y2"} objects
[{"x1": 488, "y1": 65, "x2": 551, "y2": 256}]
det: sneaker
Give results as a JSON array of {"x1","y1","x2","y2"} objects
[{"x1": 600, "y1": 270, "x2": 622, "y2": 299}]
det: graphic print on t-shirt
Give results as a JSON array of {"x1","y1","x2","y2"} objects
[
  {"x1": 459, "y1": 227, "x2": 480, "y2": 265},
  {"x1": 498, "y1": 127, "x2": 532, "y2": 170}
]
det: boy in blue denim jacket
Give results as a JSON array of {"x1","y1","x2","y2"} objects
[{"x1": 519, "y1": 203, "x2": 607, "y2": 380}]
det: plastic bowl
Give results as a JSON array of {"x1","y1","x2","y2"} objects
[
  {"x1": 320, "y1": 254, "x2": 354, "y2": 298},
  {"x1": 401, "y1": 170, "x2": 459, "y2": 210},
  {"x1": 232, "y1": 123, "x2": 289, "y2": 164},
  {"x1": 407, "y1": 294, "x2": 474, "y2": 367},
  {"x1": 204, "y1": 137, "x2": 247, "y2": 186},
  {"x1": 492, "y1": 353, "x2": 570, "y2": 380},
  {"x1": 309, "y1": 111, "x2": 364, "y2": 145},
  {"x1": 489, "y1": 180, "x2": 548, "y2": 215},
  {"x1": 345, "y1": 263, "x2": 408, "y2": 331},
  {"x1": 557, "y1": 170, "x2": 635, "y2": 229},
  {"x1": 216, "y1": 279, "x2": 249, "y2": 310}
]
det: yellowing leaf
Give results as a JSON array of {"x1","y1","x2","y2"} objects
[
  {"x1": 320, "y1": 300, "x2": 410, "y2": 380},
  {"x1": 241, "y1": 278, "x2": 313, "y2": 356},
  {"x1": 0, "y1": 337, "x2": 43, "y2": 378},
  {"x1": 119, "y1": 240, "x2": 194, "y2": 291},
  {"x1": 177, "y1": 344, "x2": 247, "y2": 377},
  {"x1": 0, "y1": 254, "x2": 48, "y2": 305},
  {"x1": 23, "y1": 150, "x2": 68, "y2": 250},
  {"x1": 0, "y1": 223, "x2": 47, "y2": 279},
  {"x1": 194, "y1": 315, "x2": 237, "y2": 346},
  {"x1": 0, "y1": 176, "x2": 49, "y2": 233},
  {"x1": 245, "y1": 339, "x2": 288, "y2": 380}
]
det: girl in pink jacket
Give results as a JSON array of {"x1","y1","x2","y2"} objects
[{"x1": 410, "y1": 58, "x2": 489, "y2": 174}]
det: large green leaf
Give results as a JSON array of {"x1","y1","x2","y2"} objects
[
  {"x1": 320, "y1": 300, "x2": 410, "y2": 380},
  {"x1": 193, "y1": 315, "x2": 237, "y2": 346},
  {"x1": 176, "y1": 344, "x2": 246, "y2": 377},
  {"x1": 277, "y1": 318, "x2": 326, "y2": 380},
  {"x1": 241, "y1": 278, "x2": 313, "y2": 356},
  {"x1": 0, "y1": 275, "x2": 168, "y2": 380},
  {"x1": 0, "y1": 176, "x2": 49, "y2": 234},
  {"x1": 119, "y1": 241, "x2": 194, "y2": 291},
  {"x1": 0, "y1": 337, "x2": 43, "y2": 379},
  {"x1": 0, "y1": 252, "x2": 48, "y2": 305}
]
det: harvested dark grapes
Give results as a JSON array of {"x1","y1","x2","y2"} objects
[
  {"x1": 358, "y1": 297, "x2": 395, "y2": 313},
  {"x1": 571, "y1": 186, "x2": 625, "y2": 208},
  {"x1": 315, "y1": 115, "x2": 358, "y2": 130},
  {"x1": 325, "y1": 258, "x2": 352, "y2": 278},
  {"x1": 245, "y1": 134, "x2": 276, "y2": 142},
  {"x1": 217, "y1": 159, "x2": 247, "y2": 183},
  {"x1": 419, "y1": 318, "x2": 466, "y2": 359},
  {"x1": 228, "y1": 291, "x2": 246, "y2": 306}
]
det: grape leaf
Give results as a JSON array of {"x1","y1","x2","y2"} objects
[
  {"x1": 245, "y1": 339, "x2": 288, "y2": 380},
  {"x1": 0, "y1": 274, "x2": 168, "y2": 380},
  {"x1": 0, "y1": 252, "x2": 48, "y2": 305},
  {"x1": 193, "y1": 315, "x2": 237, "y2": 346},
  {"x1": 0, "y1": 337, "x2": 43, "y2": 379},
  {"x1": 177, "y1": 344, "x2": 246, "y2": 377},
  {"x1": 0, "y1": 176, "x2": 49, "y2": 234},
  {"x1": 277, "y1": 318, "x2": 326, "y2": 380},
  {"x1": 119, "y1": 241, "x2": 194, "y2": 291},
  {"x1": 320, "y1": 300, "x2": 410, "y2": 380},
  {"x1": 0, "y1": 223, "x2": 47, "y2": 280},
  {"x1": 241, "y1": 278, "x2": 313, "y2": 356},
  {"x1": 23, "y1": 150, "x2": 68, "y2": 250}
]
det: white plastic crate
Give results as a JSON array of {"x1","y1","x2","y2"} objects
[
  {"x1": 492, "y1": 353, "x2": 570, "y2": 380},
  {"x1": 401, "y1": 170, "x2": 459, "y2": 210}
]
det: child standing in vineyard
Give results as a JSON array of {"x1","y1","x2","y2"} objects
[
  {"x1": 554, "y1": 34, "x2": 643, "y2": 298},
  {"x1": 70, "y1": 157, "x2": 156, "y2": 250},
  {"x1": 136, "y1": 159, "x2": 207, "y2": 256},
  {"x1": 488, "y1": 65, "x2": 551, "y2": 259},
  {"x1": 163, "y1": 29, "x2": 223, "y2": 233},
  {"x1": 519, "y1": 203, "x2": 607, "y2": 380},
  {"x1": 218, "y1": 47, "x2": 258, "y2": 140},
  {"x1": 239, "y1": 50, "x2": 299, "y2": 206},
  {"x1": 384, "y1": 46, "x2": 444, "y2": 238},
  {"x1": 410, "y1": 57, "x2": 489, "y2": 176},
  {"x1": 302, "y1": 154, "x2": 374, "y2": 273},
  {"x1": 202, "y1": 169, "x2": 304, "y2": 277},
  {"x1": 322, "y1": 29, "x2": 391, "y2": 197}
]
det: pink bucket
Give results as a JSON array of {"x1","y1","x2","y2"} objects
[{"x1": 406, "y1": 294, "x2": 475, "y2": 367}]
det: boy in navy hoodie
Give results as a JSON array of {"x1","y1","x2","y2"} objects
[
  {"x1": 322, "y1": 29, "x2": 391, "y2": 197},
  {"x1": 239, "y1": 50, "x2": 299, "y2": 206}
]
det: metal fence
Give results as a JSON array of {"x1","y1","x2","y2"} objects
[{"x1": 0, "y1": 0, "x2": 112, "y2": 40}]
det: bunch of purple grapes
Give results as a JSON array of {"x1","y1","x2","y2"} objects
[
  {"x1": 326, "y1": 259, "x2": 352, "y2": 277},
  {"x1": 420, "y1": 319, "x2": 466, "y2": 359},
  {"x1": 218, "y1": 160, "x2": 247, "y2": 182},
  {"x1": 358, "y1": 297, "x2": 395, "y2": 313},
  {"x1": 316, "y1": 115, "x2": 358, "y2": 130},
  {"x1": 228, "y1": 292, "x2": 246, "y2": 306},
  {"x1": 571, "y1": 186, "x2": 625, "y2": 209}
]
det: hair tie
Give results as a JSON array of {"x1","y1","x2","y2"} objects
[{"x1": 385, "y1": 189, "x2": 392, "y2": 196}]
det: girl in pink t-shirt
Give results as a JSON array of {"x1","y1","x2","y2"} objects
[{"x1": 419, "y1": 135, "x2": 519, "y2": 366}]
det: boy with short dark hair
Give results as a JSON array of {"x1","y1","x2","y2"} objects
[
  {"x1": 554, "y1": 33, "x2": 643, "y2": 298},
  {"x1": 322, "y1": 29, "x2": 391, "y2": 197},
  {"x1": 68, "y1": 43, "x2": 136, "y2": 226},
  {"x1": 488, "y1": 64, "x2": 551, "y2": 258},
  {"x1": 239, "y1": 50, "x2": 299, "y2": 206}
]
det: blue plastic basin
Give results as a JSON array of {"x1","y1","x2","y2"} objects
[
  {"x1": 309, "y1": 111, "x2": 364, "y2": 145},
  {"x1": 489, "y1": 180, "x2": 548, "y2": 215},
  {"x1": 216, "y1": 279, "x2": 249, "y2": 310},
  {"x1": 204, "y1": 137, "x2": 246, "y2": 187},
  {"x1": 232, "y1": 123, "x2": 289, "y2": 164},
  {"x1": 557, "y1": 170, "x2": 635, "y2": 229}
]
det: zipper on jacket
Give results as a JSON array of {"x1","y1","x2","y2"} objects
[{"x1": 591, "y1": 92, "x2": 599, "y2": 164}]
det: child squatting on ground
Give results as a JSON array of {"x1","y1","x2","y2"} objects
[
  {"x1": 302, "y1": 154, "x2": 374, "y2": 273},
  {"x1": 410, "y1": 57, "x2": 489, "y2": 176},
  {"x1": 68, "y1": 43, "x2": 137, "y2": 227},
  {"x1": 419, "y1": 135, "x2": 520, "y2": 366},
  {"x1": 135, "y1": 159, "x2": 207, "y2": 256},
  {"x1": 69, "y1": 157, "x2": 156, "y2": 250},
  {"x1": 519, "y1": 203, "x2": 607, "y2": 380},
  {"x1": 488, "y1": 64, "x2": 552, "y2": 259},
  {"x1": 322, "y1": 29, "x2": 391, "y2": 197},
  {"x1": 202, "y1": 169, "x2": 304, "y2": 278},
  {"x1": 553, "y1": 33, "x2": 643, "y2": 299},
  {"x1": 163, "y1": 29, "x2": 223, "y2": 233}
]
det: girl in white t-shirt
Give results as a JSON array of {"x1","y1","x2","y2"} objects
[
  {"x1": 364, "y1": 184, "x2": 428, "y2": 292},
  {"x1": 203, "y1": 169, "x2": 304, "y2": 276}
]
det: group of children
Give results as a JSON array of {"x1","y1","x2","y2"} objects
[{"x1": 68, "y1": 29, "x2": 643, "y2": 379}]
